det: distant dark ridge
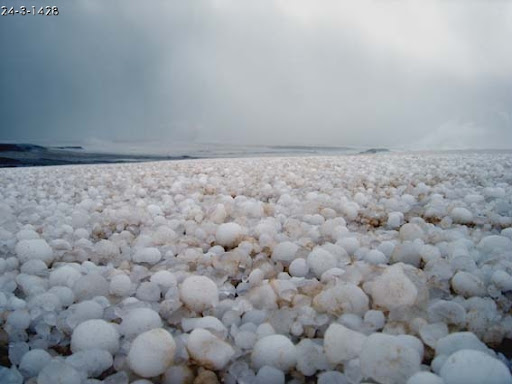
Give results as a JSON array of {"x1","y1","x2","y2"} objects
[
  {"x1": 359, "y1": 148, "x2": 390, "y2": 154},
  {"x1": 269, "y1": 145, "x2": 352, "y2": 151},
  {"x1": 0, "y1": 142, "x2": 197, "y2": 168},
  {"x1": 0, "y1": 143, "x2": 48, "y2": 152},
  {"x1": 54, "y1": 146, "x2": 84, "y2": 150}
]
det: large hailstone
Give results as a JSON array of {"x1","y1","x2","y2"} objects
[
  {"x1": 307, "y1": 248, "x2": 337, "y2": 278},
  {"x1": 215, "y1": 222, "x2": 243, "y2": 248},
  {"x1": 15, "y1": 239, "x2": 54, "y2": 265},
  {"x1": 439, "y1": 350, "x2": 512, "y2": 384},
  {"x1": 127, "y1": 328, "x2": 176, "y2": 378},
  {"x1": 251, "y1": 335, "x2": 297, "y2": 371},
  {"x1": 360, "y1": 333, "x2": 422, "y2": 384},
  {"x1": 324, "y1": 323, "x2": 367, "y2": 364},
  {"x1": 187, "y1": 328, "x2": 235, "y2": 370},
  {"x1": 370, "y1": 264, "x2": 417, "y2": 310},
  {"x1": 71, "y1": 319, "x2": 120, "y2": 354},
  {"x1": 271, "y1": 241, "x2": 299, "y2": 265},
  {"x1": 180, "y1": 275, "x2": 219, "y2": 312},
  {"x1": 119, "y1": 307, "x2": 163, "y2": 338}
]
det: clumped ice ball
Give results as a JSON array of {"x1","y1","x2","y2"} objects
[
  {"x1": 187, "y1": 328, "x2": 235, "y2": 370},
  {"x1": 440, "y1": 350, "x2": 512, "y2": 384},
  {"x1": 127, "y1": 328, "x2": 176, "y2": 378},
  {"x1": 215, "y1": 222, "x2": 243, "y2": 248},
  {"x1": 289, "y1": 258, "x2": 308, "y2": 277},
  {"x1": 252, "y1": 335, "x2": 297, "y2": 371},
  {"x1": 109, "y1": 274, "x2": 132, "y2": 296},
  {"x1": 132, "y1": 247, "x2": 162, "y2": 264},
  {"x1": 371, "y1": 264, "x2": 418, "y2": 310},
  {"x1": 324, "y1": 323, "x2": 367, "y2": 364},
  {"x1": 19, "y1": 349, "x2": 52, "y2": 378},
  {"x1": 120, "y1": 307, "x2": 163, "y2": 338},
  {"x1": 71, "y1": 319, "x2": 120, "y2": 354},
  {"x1": 38, "y1": 361, "x2": 81, "y2": 384},
  {"x1": 399, "y1": 223, "x2": 424, "y2": 241},
  {"x1": 450, "y1": 207, "x2": 473, "y2": 224},
  {"x1": 15, "y1": 239, "x2": 54, "y2": 265},
  {"x1": 66, "y1": 349, "x2": 113, "y2": 378},
  {"x1": 180, "y1": 275, "x2": 219, "y2": 312},
  {"x1": 307, "y1": 248, "x2": 337, "y2": 278},
  {"x1": 72, "y1": 273, "x2": 109, "y2": 301},
  {"x1": 272, "y1": 241, "x2": 299, "y2": 265},
  {"x1": 360, "y1": 333, "x2": 422, "y2": 384}
]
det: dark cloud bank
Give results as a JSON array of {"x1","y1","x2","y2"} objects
[{"x1": 1, "y1": 0, "x2": 511, "y2": 150}]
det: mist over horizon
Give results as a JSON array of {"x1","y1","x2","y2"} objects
[{"x1": 2, "y1": 0, "x2": 512, "y2": 150}]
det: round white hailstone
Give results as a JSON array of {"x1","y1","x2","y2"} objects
[
  {"x1": 67, "y1": 300, "x2": 104, "y2": 328},
  {"x1": 49, "y1": 286, "x2": 75, "y2": 307},
  {"x1": 19, "y1": 349, "x2": 52, "y2": 378},
  {"x1": 295, "y1": 339, "x2": 329, "y2": 376},
  {"x1": 364, "y1": 310, "x2": 386, "y2": 331},
  {"x1": 147, "y1": 204, "x2": 163, "y2": 216},
  {"x1": 451, "y1": 271, "x2": 486, "y2": 297},
  {"x1": 289, "y1": 258, "x2": 309, "y2": 277},
  {"x1": 20, "y1": 259, "x2": 48, "y2": 276},
  {"x1": 66, "y1": 349, "x2": 113, "y2": 378},
  {"x1": 136, "y1": 282, "x2": 161, "y2": 302},
  {"x1": 163, "y1": 365, "x2": 195, "y2": 384},
  {"x1": 371, "y1": 264, "x2": 418, "y2": 310},
  {"x1": 49, "y1": 265, "x2": 82, "y2": 288},
  {"x1": 216, "y1": 222, "x2": 243, "y2": 248},
  {"x1": 109, "y1": 274, "x2": 132, "y2": 296},
  {"x1": 120, "y1": 307, "x2": 163, "y2": 338},
  {"x1": 318, "y1": 371, "x2": 348, "y2": 384},
  {"x1": 132, "y1": 247, "x2": 162, "y2": 264},
  {"x1": 72, "y1": 273, "x2": 109, "y2": 301},
  {"x1": 307, "y1": 248, "x2": 337, "y2": 278},
  {"x1": 187, "y1": 329, "x2": 235, "y2": 370},
  {"x1": 16, "y1": 228, "x2": 40, "y2": 240},
  {"x1": 255, "y1": 366, "x2": 285, "y2": 384},
  {"x1": 478, "y1": 235, "x2": 512, "y2": 256},
  {"x1": 360, "y1": 333, "x2": 422, "y2": 384},
  {"x1": 251, "y1": 335, "x2": 297, "y2": 371},
  {"x1": 336, "y1": 237, "x2": 360, "y2": 255},
  {"x1": 399, "y1": 223, "x2": 424, "y2": 241},
  {"x1": 248, "y1": 268, "x2": 265, "y2": 286},
  {"x1": 440, "y1": 350, "x2": 512, "y2": 384},
  {"x1": 419, "y1": 322, "x2": 448, "y2": 349},
  {"x1": 210, "y1": 204, "x2": 227, "y2": 224},
  {"x1": 71, "y1": 319, "x2": 120, "y2": 354},
  {"x1": 127, "y1": 328, "x2": 176, "y2": 378},
  {"x1": 491, "y1": 270, "x2": 512, "y2": 292},
  {"x1": 324, "y1": 323, "x2": 367, "y2": 364},
  {"x1": 38, "y1": 361, "x2": 81, "y2": 384},
  {"x1": 94, "y1": 239, "x2": 120, "y2": 260},
  {"x1": 180, "y1": 276, "x2": 219, "y2": 312},
  {"x1": 235, "y1": 331, "x2": 257, "y2": 349},
  {"x1": 364, "y1": 249, "x2": 387, "y2": 265},
  {"x1": 427, "y1": 300, "x2": 466, "y2": 325},
  {"x1": 181, "y1": 316, "x2": 228, "y2": 339},
  {"x1": 406, "y1": 371, "x2": 444, "y2": 384},
  {"x1": 15, "y1": 239, "x2": 54, "y2": 265},
  {"x1": 313, "y1": 283, "x2": 369, "y2": 316},
  {"x1": 387, "y1": 212, "x2": 404, "y2": 229},
  {"x1": 272, "y1": 242, "x2": 299, "y2": 265},
  {"x1": 483, "y1": 187, "x2": 505, "y2": 199},
  {"x1": 150, "y1": 270, "x2": 177, "y2": 288},
  {"x1": 450, "y1": 207, "x2": 473, "y2": 224},
  {"x1": 435, "y1": 332, "x2": 490, "y2": 357},
  {"x1": 7, "y1": 309, "x2": 31, "y2": 330},
  {"x1": 502, "y1": 228, "x2": 512, "y2": 239}
]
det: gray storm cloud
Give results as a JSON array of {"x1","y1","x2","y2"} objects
[{"x1": 1, "y1": 0, "x2": 511, "y2": 149}]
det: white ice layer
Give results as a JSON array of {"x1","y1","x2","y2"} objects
[{"x1": 0, "y1": 152, "x2": 511, "y2": 383}]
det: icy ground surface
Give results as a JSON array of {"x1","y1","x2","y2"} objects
[{"x1": 1, "y1": 152, "x2": 512, "y2": 384}]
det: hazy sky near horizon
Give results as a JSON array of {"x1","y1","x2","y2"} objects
[{"x1": 1, "y1": 0, "x2": 512, "y2": 149}]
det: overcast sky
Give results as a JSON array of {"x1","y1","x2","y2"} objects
[{"x1": 1, "y1": 0, "x2": 511, "y2": 149}]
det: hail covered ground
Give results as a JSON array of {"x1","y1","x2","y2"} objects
[{"x1": 0, "y1": 151, "x2": 512, "y2": 383}]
